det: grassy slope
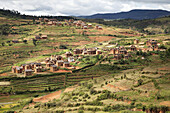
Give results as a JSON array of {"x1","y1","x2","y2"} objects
[{"x1": 0, "y1": 15, "x2": 170, "y2": 112}]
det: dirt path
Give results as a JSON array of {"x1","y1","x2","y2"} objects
[
  {"x1": 107, "y1": 84, "x2": 129, "y2": 91},
  {"x1": 33, "y1": 90, "x2": 62, "y2": 103},
  {"x1": 160, "y1": 101, "x2": 170, "y2": 107},
  {"x1": 33, "y1": 85, "x2": 78, "y2": 103}
]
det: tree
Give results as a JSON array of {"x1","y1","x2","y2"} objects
[
  {"x1": 59, "y1": 45, "x2": 67, "y2": 49},
  {"x1": 23, "y1": 40, "x2": 27, "y2": 44},
  {"x1": 32, "y1": 39, "x2": 37, "y2": 46},
  {"x1": 0, "y1": 24, "x2": 11, "y2": 35},
  {"x1": 1, "y1": 42, "x2": 5, "y2": 46}
]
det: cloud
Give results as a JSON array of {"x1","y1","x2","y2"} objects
[{"x1": 0, "y1": 0, "x2": 170, "y2": 16}]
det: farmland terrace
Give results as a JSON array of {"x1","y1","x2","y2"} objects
[{"x1": 0, "y1": 16, "x2": 170, "y2": 113}]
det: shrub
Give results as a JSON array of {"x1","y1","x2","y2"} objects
[{"x1": 59, "y1": 45, "x2": 67, "y2": 49}]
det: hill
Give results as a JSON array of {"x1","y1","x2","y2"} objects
[
  {"x1": 0, "y1": 9, "x2": 75, "y2": 20},
  {"x1": 83, "y1": 16, "x2": 170, "y2": 35},
  {"x1": 79, "y1": 9, "x2": 170, "y2": 20}
]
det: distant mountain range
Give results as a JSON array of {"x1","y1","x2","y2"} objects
[{"x1": 79, "y1": 9, "x2": 170, "y2": 20}]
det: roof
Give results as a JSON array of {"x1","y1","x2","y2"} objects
[
  {"x1": 25, "y1": 69, "x2": 33, "y2": 72},
  {"x1": 65, "y1": 52, "x2": 72, "y2": 54},
  {"x1": 57, "y1": 60, "x2": 64, "y2": 63},
  {"x1": 51, "y1": 65, "x2": 57, "y2": 67},
  {"x1": 41, "y1": 35, "x2": 47, "y2": 37},
  {"x1": 64, "y1": 62, "x2": 69, "y2": 64}
]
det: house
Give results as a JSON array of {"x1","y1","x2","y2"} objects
[
  {"x1": 153, "y1": 45, "x2": 159, "y2": 51},
  {"x1": 24, "y1": 69, "x2": 33, "y2": 76},
  {"x1": 109, "y1": 48, "x2": 117, "y2": 54},
  {"x1": 88, "y1": 24, "x2": 92, "y2": 28},
  {"x1": 130, "y1": 45, "x2": 137, "y2": 51},
  {"x1": 114, "y1": 54, "x2": 122, "y2": 60},
  {"x1": 34, "y1": 63, "x2": 41, "y2": 68},
  {"x1": 96, "y1": 25, "x2": 99, "y2": 29},
  {"x1": 41, "y1": 35, "x2": 48, "y2": 39},
  {"x1": 45, "y1": 58, "x2": 50, "y2": 63},
  {"x1": 76, "y1": 23, "x2": 81, "y2": 27},
  {"x1": 134, "y1": 39, "x2": 139, "y2": 44},
  {"x1": 119, "y1": 49, "x2": 127, "y2": 54},
  {"x1": 69, "y1": 19, "x2": 74, "y2": 22},
  {"x1": 50, "y1": 65, "x2": 58, "y2": 72},
  {"x1": 124, "y1": 54, "x2": 132, "y2": 59},
  {"x1": 30, "y1": 63, "x2": 37, "y2": 69},
  {"x1": 146, "y1": 40, "x2": 157, "y2": 46},
  {"x1": 73, "y1": 21, "x2": 78, "y2": 25},
  {"x1": 73, "y1": 49, "x2": 83, "y2": 54},
  {"x1": 25, "y1": 64, "x2": 32, "y2": 70},
  {"x1": 35, "y1": 35, "x2": 41, "y2": 40},
  {"x1": 148, "y1": 45, "x2": 159, "y2": 51},
  {"x1": 68, "y1": 57, "x2": 75, "y2": 62},
  {"x1": 34, "y1": 67, "x2": 41, "y2": 73},
  {"x1": 96, "y1": 50, "x2": 102, "y2": 55},
  {"x1": 82, "y1": 51, "x2": 88, "y2": 55},
  {"x1": 56, "y1": 60, "x2": 64, "y2": 67},
  {"x1": 47, "y1": 21, "x2": 53, "y2": 26},
  {"x1": 83, "y1": 26, "x2": 88, "y2": 29},
  {"x1": 65, "y1": 52, "x2": 73, "y2": 58},
  {"x1": 57, "y1": 22, "x2": 62, "y2": 26},
  {"x1": 56, "y1": 55, "x2": 63, "y2": 60},
  {"x1": 44, "y1": 18, "x2": 49, "y2": 22},
  {"x1": 39, "y1": 18, "x2": 43, "y2": 22},
  {"x1": 12, "y1": 66, "x2": 18, "y2": 73},
  {"x1": 63, "y1": 62, "x2": 70, "y2": 68},
  {"x1": 46, "y1": 62, "x2": 54, "y2": 68},
  {"x1": 98, "y1": 26, "x2": 103, "y2": 30},
  {"x1": 87, "y1": 48, "x2": 96, "y2": 55}
]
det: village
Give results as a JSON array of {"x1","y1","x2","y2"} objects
[
  {"x1": 11, "y1": 17, "x2": 166, "y2": 77},
  {"x1": 0, "y1": 9, "x2": 170, "y2": 113}
]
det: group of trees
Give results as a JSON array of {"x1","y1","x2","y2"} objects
[{"x1": 0, "y1": 24, "x2": 11, "y2": 35}]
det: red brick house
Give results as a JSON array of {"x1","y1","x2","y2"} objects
[
  {"x1": 24, "y1": 69, "x2": 33, "y2": 76},
  {"x1": 63, "y1": 62, "x2": 70, "y2": 68},
  {"x1": 73, "y1": 49, "x2": 83, "y2": 54},
  {"x1": 130, "y1": 45, "x2": 137, "y2": 51},
  {"x1": 56, "y1": 60, "x2": 64, "y2": 67},
  {"x1": 41, "y1": 35, "x2": 48, "y2": 39},
  {"x1": 65, "y1": 52, "x2": 73, "y2": 58},
  {"x1": 50, "y1": 65, "x2": 58, "y2": 72},
  {"x1": 134, "y1": 39, "x2": 139, "y2": 44}
]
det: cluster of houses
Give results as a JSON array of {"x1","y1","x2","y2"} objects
[
  {"x1": 45, "y1": 54, "x2": 74, "y2": 71},
  {"x1": 133, "y1": 39, "x2": 160, "y2": 52},
  {"x1": 38, "y1": 18, "x2": 103, "y2": 30},
  {"x1": 12, "y1": 62, "x2": 42, "y2": 76},
  {"x1": 109, "y1": 46, "x2": 133, "y2": 60},
  {"x1": 108, "y1": 39, "x2": 161, "y2": 60},
  {"x1": 73, "y1": 47, "x2": 102, "y2": 55}
]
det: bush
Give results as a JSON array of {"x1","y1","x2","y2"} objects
[{"x1": 59, "y1": 45, "x2": 67, "y2": 49}]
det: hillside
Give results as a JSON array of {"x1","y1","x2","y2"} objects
[
  {"x1": 0, "y1": 9, "x2": 169, "y2": 113},
  {"x1": 83, "y1": 16, "x2": 170, "y2": 35},
  {"x1": 79, "y1": 9, "x2": 170, "y2": 20}
]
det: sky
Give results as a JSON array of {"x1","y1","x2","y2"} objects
[{"x1": 0, "y1": 0, "x2": 170, "y2": 16}]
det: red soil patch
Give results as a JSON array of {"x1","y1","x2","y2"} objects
[
  {"x1": 89, "y1": 36, "x2": 116, "y2": 42},
  {"x1": 64, "y1": 85, "x2": 78, "y2": 93},
  {"x1": 119, "y1": 32, "x2": 141, "y2": 37},
  {"x1": 33, "y1": 90, "x2": 62, "y2": 103},
  {"x1": 160, "y1": 101, "x2": 170, "y2": 107},
  {"x1": 0, "y1": 73, "x2": 8, "y2": 77},
  {"x1": 53, "y1": 69, "x2": 72, "y2": 73},
  {"x1": 107, "y1": 84, "x2": 128, "y2": 90},
  {"x1": 158, "y1": 67, "x2": 170, "y2": 71}
]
